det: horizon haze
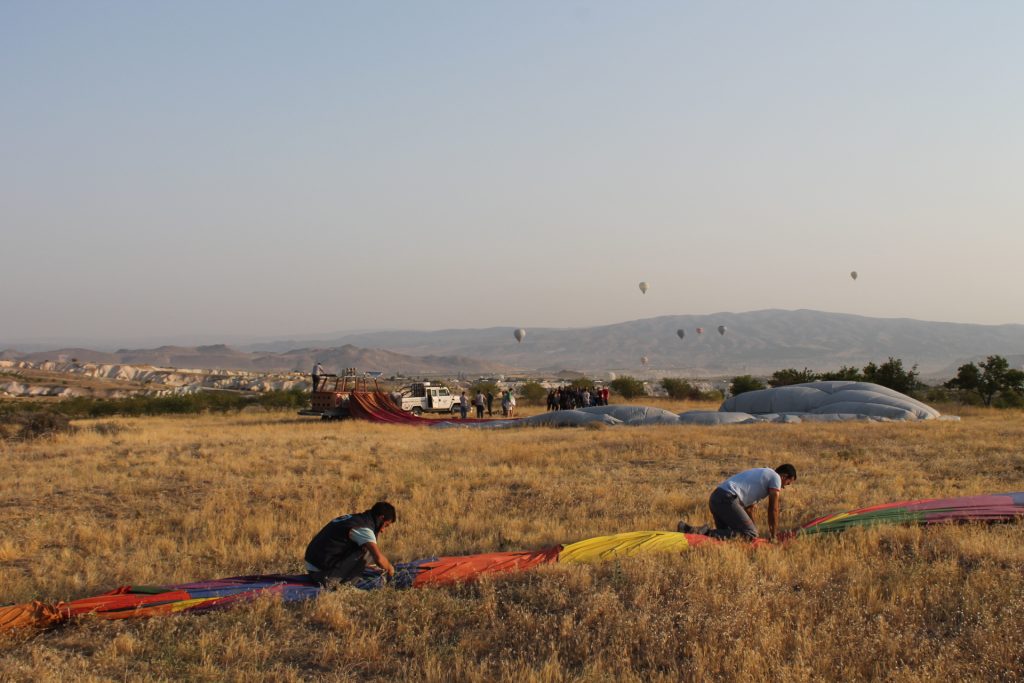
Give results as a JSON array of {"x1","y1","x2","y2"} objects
[
  {"x1": 4, "y1": 309, "x2": 1024, "y2": 380},
  {"x1": 3, "y1": 2, "x2": 1023, "y2": 342}
]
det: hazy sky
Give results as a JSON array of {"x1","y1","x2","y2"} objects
[{"x1": 3, "y1": 1, "x2": 1023, "y2": 345}]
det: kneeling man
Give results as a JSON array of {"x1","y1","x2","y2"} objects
[
  {"x1": 679, "y1": 464, "x2": 796, "y2": 541},
  {"x1": 305, "y1": 501, "x2": 396, "y2": 584}
]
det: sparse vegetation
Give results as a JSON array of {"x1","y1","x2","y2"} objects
[{"x1": 0, "y1": 388, "x2": 309, "y2": 419}]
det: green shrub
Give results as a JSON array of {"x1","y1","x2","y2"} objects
[
  {"x1": 568, "y1": 377, "x2": 595, "y2": 391},
  {"x1": 769, "y1": 368, "x2": 819, "y2": 387},
  {"x1": 470, "y1": 381, "x2": 499, "y2": 398},
  {"x1": 945, "y1": 355, "x2": 1024, "y2": 407},
  {"x1": 519, "y1": 381, "x2": 548, "y2": 405},
  {"x1": 729, "y1": 375, "x2": 766, "y2": 396},
  {"x1": 610, "y1": 376, "x2": 646, "y2": 399},
  {"x1": 9, "y1": 389, "x2": 307, "y2": 420},
  {"x1": 818, "y1": 366, "x2": 864, "y2": 381},
  {"x1": 256, "y1": 389, "x2": 309, "y2": 410},
  {"x1": 660, "y1": 377, "x2": 708, "y2": 399},
  {"x1": 862, "y1": 357, "x2": 921, "y2": 394}
]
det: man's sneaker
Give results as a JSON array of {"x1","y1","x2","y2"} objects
[{"x1": 677, "y1": 521, "x2": 710, "y2": 535}]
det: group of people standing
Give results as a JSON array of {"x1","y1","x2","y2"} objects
[
  {"x1": 461, "y1": 389, "x2": 516, "y2": 419},
  {"x1": 547, "y1": 386, "x2": 609, "y2": 411}
]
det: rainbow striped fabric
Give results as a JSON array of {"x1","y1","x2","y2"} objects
[{"x1": 3, "y1": 492, "x2": 1021, "y2": 633}]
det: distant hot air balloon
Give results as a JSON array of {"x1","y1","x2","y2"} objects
[
  {"x1": 514, "y1": 328, "x2": 526, "y2": 343},
  {"x1": 850, "y1": 271, "x2": 858, "y2": 281},
  {"x1": 638, "y1": 282, "x2": 649, "y2": 295},
  {"x1": 696, "y1": 327, "x2": 704, "y2": 335},
  {"x1": 676, "y1": 329, "x2": 685, "y2": 340},
  {"x1": 607, "y1": 371, "x2": 617, "y2": 381},
  {"x1": 718, "y1": 325, "x2": 727, "y2": 336},
  {"x1": 640, "y1": 356, "x2": 649, "y2": 366}
]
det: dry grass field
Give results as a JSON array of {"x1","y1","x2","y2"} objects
[{"x1": 2, "y1": 400, "x2": 1023, "y2": 681}]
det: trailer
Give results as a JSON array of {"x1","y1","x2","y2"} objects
[{"x1": 298, "y1": 368, "x2": 378, "y2": 420}]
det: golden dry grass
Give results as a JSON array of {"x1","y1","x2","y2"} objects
[{"x1": 1, "y1": 401, "x2": 1023, "y2": 681}]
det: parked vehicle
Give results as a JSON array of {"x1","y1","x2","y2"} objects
[{"x1": 394, "y1": 382, "x2": 464, "y2": 416}]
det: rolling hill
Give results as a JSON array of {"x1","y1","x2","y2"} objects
[{"x1": 5, "y1": 310, "x2": 1024, "y2": 379}]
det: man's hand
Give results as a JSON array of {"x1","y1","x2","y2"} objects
[{"x1": 366, "y1": 542, "x2": 396, "y2": 577}]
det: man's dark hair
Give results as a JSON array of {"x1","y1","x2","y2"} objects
[
  {"x1": 370, "y1": 501, "x2": 397, "y2": 523},
  {"x1": 776, "y1": 464, "x2": 797, "y2": 480}
]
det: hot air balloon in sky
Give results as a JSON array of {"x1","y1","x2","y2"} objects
[
  {"x1": 850, "y1": 271, "x2": 858, "y2": 281},
  {"x1": 640, "y1": 356, "x2": 649, "y2": 366},
  {"x1": 718, "y1": 325, "x2": 727, "y2": 336},
  {"x1": 514, "y1": 328, "x2": 526, "y2": 343},
  {"x1": 638, "y1": 282, "x2": 649, "y2": 294},
  {"x1": 696, "y1": 327, "x2": 704, "y2": 335},
  {"x1": 676, "y1": 329, "x2": 685, "y2": 340}
]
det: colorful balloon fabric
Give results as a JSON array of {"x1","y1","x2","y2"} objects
[
  {"x1": 797, "y1": 491, "x2": 1024, "y2": 535},
  {"x1": 559, "y1": 530, "x2": 699, "y2": 564},
  {"x1": 2, "y1": 492, "x2": 1021, "y2": 634}
]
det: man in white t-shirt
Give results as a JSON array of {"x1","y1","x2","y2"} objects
[{"x1": 678, "y1": 464, "x2": 797, "y2": 541}]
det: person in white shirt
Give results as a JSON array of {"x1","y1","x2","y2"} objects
[
  {"x1": 678, "y1": 464, "x2": 797, "y2": 541},
  {"x1": 311, "y1": 362, "x2": 326, "y2": 392}
]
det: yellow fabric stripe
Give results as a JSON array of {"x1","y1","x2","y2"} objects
[
  {"x1": 558, "y1": 531, "x2": 689, "y2": 564},
  {"x1": 168, "y1": 598, "x2": 220, "y2": 613}
]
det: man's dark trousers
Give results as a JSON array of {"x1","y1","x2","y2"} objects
[{"x1": 707, "y1": 488, "x2": 758, "y2": 540}]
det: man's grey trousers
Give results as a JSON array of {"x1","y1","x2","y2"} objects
[{"x1": 708, "y1": 487, "x2": 758, "y2": 540}]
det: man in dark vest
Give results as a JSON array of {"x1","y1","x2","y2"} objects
[{"x1": 305, "y1": 501, "x2": 396, "y2": 584}]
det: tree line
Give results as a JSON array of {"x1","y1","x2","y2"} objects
[
  {"x1": 506, "y1": 355, "x2": 1024, "y2": 408},
  {"x1": 729, "y1": 355, "x2": 1024, "y2": 407}
]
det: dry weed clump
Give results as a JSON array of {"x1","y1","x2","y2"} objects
[
  {"x1": 0, "y1": 404, "x2": 1022, "y2": 680},
  {"x1": 0, "y1": 411, "x2": 76, "y2": 442}
]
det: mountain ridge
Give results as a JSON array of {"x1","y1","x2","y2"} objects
[{"x1": 5, "y1": 310, "x2": 1024, "y2": 378}]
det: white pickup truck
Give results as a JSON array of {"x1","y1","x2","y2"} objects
[{"x1": 395, "y1": 382, "x2": 464, "y2": 416}]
